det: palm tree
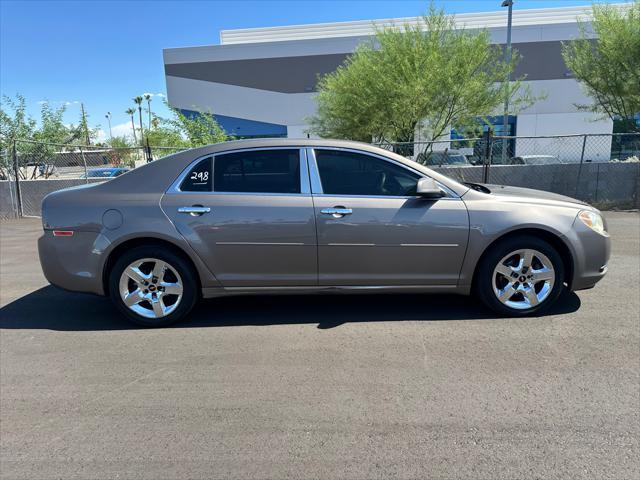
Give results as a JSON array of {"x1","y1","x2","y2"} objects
[
  {"x1": 126, "y1": 107, "x2": 137, "y2": 144},
  {"x1": 133, "y1": 96, "x2": 144, "y2": 146},
  {"x1": 144, "y1": 94, "x2": 152, "y2": 130}
]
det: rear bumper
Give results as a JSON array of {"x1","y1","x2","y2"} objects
[{"x1": 38, "y1": 230, "x2": 110, "y2": 296}]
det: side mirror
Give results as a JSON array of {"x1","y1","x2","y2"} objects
[{"x1": 416, "y1": 177, "x2": 445, "y2": 198}]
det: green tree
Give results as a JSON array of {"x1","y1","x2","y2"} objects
[
  {"x1": 0, "y1": 95, "x2": 35, "y2": 176},
  {"x1": 29, "y1": 102, "x2": 74, "y2": 165},
  {"x1": 562, "y1": 1, "x2": 640, "y2": 132},
  {"x1": 158, "y1": 103, "x2": 229, "y2": 147},
  {"x1": 0, "y1": 95, "x2": 36, "y2": 151},
  {"x1": 144, "y1": 94, "x2": 152, "y2": 130},
  {"x1": 69, "y1": 103, "x2": 94, "y2": 146},
  {"x1": 106, "y1": 135, "x2": 135, "y2": 167},
  {"x1": 1, "y1": 97, "x2": 96, "y2": 170},
  {"x1": 126, "y1": 107, "x2": 137, "y2": 144},
  {"x1": 144, "y1": 125, "x2": 189, "y2": 148},
  {"x1": 309, "y1": 5, "x2": 534, "y2": 146},
  {"x1": 108, "y1": 135, "x2": 132, "y2": 148},
  {"x1": 133, "y1": 96, "x2": 144, "y2": 145},
  {"x1": 1, "y1": 96, "x2": 100, "y2": 147}
]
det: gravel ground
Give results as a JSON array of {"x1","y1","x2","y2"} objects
[{"x1": 1, "y1": 213, "x2": 638, "y2": 480}]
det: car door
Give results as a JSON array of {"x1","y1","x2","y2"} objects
[
  {"x1": 161, "y1": 148, "x2": 317, "y2": 287},
  {"x1": 308, "y1": 147, "x2": 469, "y2": 286}
]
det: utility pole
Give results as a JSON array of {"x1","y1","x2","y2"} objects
[
  {"x1": 80, "y1": 102, "x2": 90, "y2": 146},
  {"x1": 105, "y1": 112, "x2": 113, "y2": 141},
  {"x1": 501, "y1": 0, "x2": 514, "y2": 164}
]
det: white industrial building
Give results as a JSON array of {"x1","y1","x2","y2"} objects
[{"x1": 163, "y1": 3, "x2": 630, "y2": 159}]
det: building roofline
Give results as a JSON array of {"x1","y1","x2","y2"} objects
[{"x1": 220, "y1": 3, "x2": 629, "y2": 45}]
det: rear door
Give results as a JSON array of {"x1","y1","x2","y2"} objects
[{"x1": 161, "y1": 148, "x2": 317, "y2": 287}]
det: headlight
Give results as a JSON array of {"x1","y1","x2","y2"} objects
[{"x1": 578, "y1": 210, "x2": 607, "y2": 236}]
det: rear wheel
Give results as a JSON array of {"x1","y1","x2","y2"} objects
[
  {"x1": 475, "y1": 236, "x2": 565, "y2": 316},
  {"x1": 109, "y1": 246, "x2": 199, "y2": 327}
]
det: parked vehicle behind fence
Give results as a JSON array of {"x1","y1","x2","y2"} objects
[
  {"x1": 80, "y1": 167, "x2": 130, "y2": 179},
  {"x1": 416, "y1": 149, "x2": 471, "y2": 167},
  {"x1": 509, "y1": 155, "x2": 560, "y2": 165}
]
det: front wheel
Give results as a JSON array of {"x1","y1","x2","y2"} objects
[
  {"x1": 475, "y1": 236, "x2": 565, "y2": 316},
  {"x1": 109, "y1": 246, "x2": 199, "y2": 327}
]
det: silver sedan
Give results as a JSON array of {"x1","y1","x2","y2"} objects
[{"x1": 38, "y1": 139, "x2": 610, "y2": 326}]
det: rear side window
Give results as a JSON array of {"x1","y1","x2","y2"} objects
[
  {"x1": 214, "y1": 149, "x2": 300, "y2": 194},
  {"x1": 180, "y1": 157, "x2": 212, "y2": 192}
]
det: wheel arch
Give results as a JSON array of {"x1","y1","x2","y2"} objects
[
  {"x1": 102, "y1": 236, "x2": 201, "y2": 296},
  {"x1": 471, "y1": 227, "x2": 575, "y2": 291}
]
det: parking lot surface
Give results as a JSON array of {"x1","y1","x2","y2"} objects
[{"x1": 1, "y1": 213, "x2": 639, "y2": 479}]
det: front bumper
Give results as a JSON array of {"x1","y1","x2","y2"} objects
[
  {"x1": 567, "y1": 216, "x2": 611, "y2": 291},
  {"x1": 38, "y1": 229, "x2": 110, "y2": 296}
]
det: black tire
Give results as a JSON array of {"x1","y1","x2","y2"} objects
[
  {"x1": 108, "y1": 245, "x2": 199, "y2": 327},
  {"x1": 474, "y1": 235, "x2": 565, "y2": 317}
]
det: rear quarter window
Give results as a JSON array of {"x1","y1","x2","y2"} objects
[{"x1": 180, "y1": 157, "x2": 212, "y2": 192}]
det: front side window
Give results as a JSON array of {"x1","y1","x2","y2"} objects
[
  {"x1": 315, "y1": 149, "x2": 420, "y2": 196},
  {"x1": 214, "y1": 149, "x2": 301, "y2": 194},
  {"x1": 180, "y1": 157, "x2": 212, "y2": 192}
]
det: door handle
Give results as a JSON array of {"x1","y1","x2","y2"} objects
[
  {"x1": 178, "y1": 205, "x2": 211, "y2": 216},
  {"x1": 320, "y1": 207, "x2": 352, "y2": 218}
]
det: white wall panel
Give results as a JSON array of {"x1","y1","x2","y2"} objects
[
  {"x1": 515, "y1": 113, "x2": 613, "y2": 162},
  {"x1": 520, "y1": 79, "x2": 605, "y2": 115},
  {"x1": 164, "y1": 36, "x2": 366, "y2": 64},
  {"x1": 517, "y1": 112, "x2": 612, "y2": 137},
  {"x1": 165, "y1": 21, "x2": 591, "y2": 66},
  {"x1": 166, "y1": 75, "x2": 316, "y2": 126},
  {"x1": 220, "y1": 4, "x2": 623, "y2": 44},
  {"x1": 286, "y1": 124, "x2": 317, "y2": 138}
]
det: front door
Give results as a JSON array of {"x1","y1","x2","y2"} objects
[
  {"x1": 309, "y1": 148, "x2": 469, "y2": 286},
  {"x1": 161, "y1": 148, "x2": 317, "y2": 287}
]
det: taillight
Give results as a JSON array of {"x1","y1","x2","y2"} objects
[{"x1": 52, "y1": 230, "x2": 74, "y2": 237}]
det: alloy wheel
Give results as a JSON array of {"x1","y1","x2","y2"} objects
[
  {"x1": 118, "y1": 257, "x2": 183, "y2": 319},
  {"x1": 492, "y1": 248, "x2": 555, "y2": 310}
]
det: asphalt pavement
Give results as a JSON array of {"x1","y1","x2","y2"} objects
[{"x1": 1, "y1": 213, "x2": 638, "y2": 479}]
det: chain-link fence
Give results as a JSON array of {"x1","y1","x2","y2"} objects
[
  {"x1": 377, "y1": 132, "x2": 640, "y2": 209},
  {"x1": 0, "y1": 140, "x2": 187, "y2": 218},
  {"x1": 1, "y1": 133, "x2": 639, "y2": 218}
]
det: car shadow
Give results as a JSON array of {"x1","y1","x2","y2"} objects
[{"x1": 0, "y1": 285, "x2": 581, "y2": 331}]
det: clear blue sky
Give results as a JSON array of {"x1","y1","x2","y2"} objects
[{"x1": 0, "y1": 0, "x2": 620, "y2": 138}]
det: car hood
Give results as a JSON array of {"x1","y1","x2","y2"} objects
[{"x1": 481, "y1": 184, "x2": 590, "y2": 209}]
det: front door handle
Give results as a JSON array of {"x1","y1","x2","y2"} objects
[
  {"x1": 178, "y1": 205, "x2": 211, "y2": 216},
  {"x1": 320, "y1": 207, "x2": 352, "y2": 218}
]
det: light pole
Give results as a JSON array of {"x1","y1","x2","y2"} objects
[
  {"x1": 501, "y1": 0, "x2": 513, "y2": 164},
  {"x1": 105, "y1": 112, "x2": 113, "y2": 141}
]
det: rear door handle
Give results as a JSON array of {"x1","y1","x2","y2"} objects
[
  {"x1": 178, "y1": 205, "x2": 210, "y2": 216},
  {"x1": 320, "y1": 207, "x2": 352, "y2": 218}
]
